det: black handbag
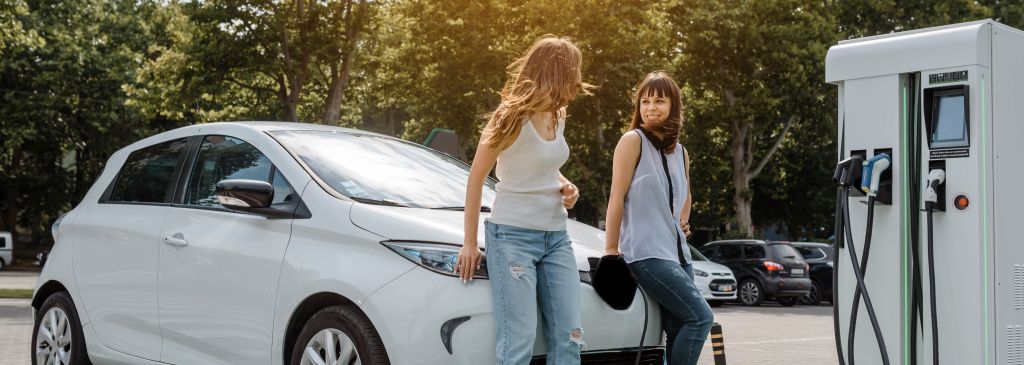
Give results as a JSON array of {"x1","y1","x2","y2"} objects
[{"x1": 591, "y1": 254, "x2": 637, "y2": 310}]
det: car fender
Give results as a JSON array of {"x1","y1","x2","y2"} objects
[{"x1": 270, "y1": 188, "x2": 417, "y2": 365}]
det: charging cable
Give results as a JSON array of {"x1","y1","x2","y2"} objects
[
  {"x1": 923, "y1": 169, "x2": 945, "y2": 365},
  {"x1": 833, "y1": 156, "x2": 891, "y2": 365}
]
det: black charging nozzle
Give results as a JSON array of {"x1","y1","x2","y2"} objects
[{"x1": 834, "y1": 156, "x2": 865, "y2": 188}]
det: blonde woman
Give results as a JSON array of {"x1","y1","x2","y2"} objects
[
  {"x1": 456, "y1": 35, "x2": 594, "y2": 365},
  {"x1": 604, "y1": 72, "x2": 713, "y2": 365}
]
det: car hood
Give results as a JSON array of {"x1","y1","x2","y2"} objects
[
  {"x1": 691, "y1": 260, "x2": 734, "y2": 276},
  {"x1": 349, "y1": 204, "x2": 604, "y2": 272}
]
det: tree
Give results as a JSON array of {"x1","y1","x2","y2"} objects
[
  {"x1": 177, "y1": 0, "x2": 377, "y2": 124},
  {"x1": 379, "y1": 0, "x2": 674, "y2": 225},
  {"x1": 672, "y1": 0, "x2": 837, "y2": 237},
  {"x1": 0, "y1": 0, "x2": 163, "y2": 252}
]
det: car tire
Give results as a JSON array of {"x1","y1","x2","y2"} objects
[
  {"x1": 290, "y1": 305, "x2": 390, "y2": 365},
  {"x1": 738, "y1": 279, "x2": 764, "y2": 306},
  {"x1": 32, "y1": 291, "x2": 91, "y2": 365},
  {"x1": 0, "y1": 258, "x2": 6, "y2": 271},
  {"x1": 778, "y1": 297, "x2": 799, "y2": 306},
  {"x1": 800, "y1": 280, "x2": 823, "y2": 306}
]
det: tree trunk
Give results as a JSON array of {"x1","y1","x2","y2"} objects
[
  {"x1": 321, "y1": 59, "x2": 352, "y2": 125},
  {"x1": 724, "y1": 88, "x2": 796, "y2": 238},
  {"x1": 730, "y1": 118, "x2": 755, "y2": 237},
  {"x1": 321, "y1": 0, "x2": 364, "y2": 126}
]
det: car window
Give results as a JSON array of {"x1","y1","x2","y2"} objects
[
  {"x1": 768, "y1": 244, "x2": 801, "y2": 258},
  {"x1": 185, "y1": 135, "x2": 296, "y2": 208},
  {"x1": 796, "y1": 246, "x2": 826, "y2": 260},
  {"x1": 689, "y1": 245, "x2": 708, "y2": 261},
  {"x1": 719, "y1": 245, "x2": 742, "y2": 260},
  {"x1": 108, "y1": 138, "x2": 190, "y2": 203},
  {"x1": 698, "y1": 245, "x2": 716, "y2": 258},
  {"x1": 271, "y1": 130, "x2": 496, "y2": 208},
  {"x1": 745, "y1": 245, "x2": 766, "y2": 259},
  {"x1": 0, "y1": 236, "x2": 6, "y2": 248}
]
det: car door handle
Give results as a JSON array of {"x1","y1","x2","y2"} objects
[{"x1": 162, "y1": 234, "x2": 189, "y2": 247}]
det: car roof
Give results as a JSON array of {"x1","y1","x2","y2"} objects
[
  {"x1": 777, "y1": 241, "x2": 831, "y2": 248},
  {"x1": 120, "y1": 121, "x2": 399, "y2": 157},
  {"x1": 705, "y1": 239, "x2": 767, "y2": 245},
  {"x1": 213, "y1": 121, "x2": 383, "y2": 134}
]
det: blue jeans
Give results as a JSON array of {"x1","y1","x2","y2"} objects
[
  {"x1": 485, "y1": 220, "x2": 583, "y2": 365},
  {"x1": 629, "y1": 258, "x2": 714, "y2": 365}
]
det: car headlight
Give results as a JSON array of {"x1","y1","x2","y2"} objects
[
  {"x1": 382, "y1": 241, "x2": 488, "y2": 279},
  {"x1": 694, "y1": 269, "x2": 709, "y2": 277}
]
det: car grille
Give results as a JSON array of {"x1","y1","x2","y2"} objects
[
  {"x1": 530, "y1": 347, "x2": 665, "y2": 364},
  {"x1": 710, "y1": 279, "x2": 735, "y2": 285}
]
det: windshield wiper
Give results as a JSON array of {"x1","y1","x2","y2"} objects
[
  {"x1": 430, "y1": 206, "x2": 492, "y2": 212},
  {"x1": 350, "y1": 197, "x2": 408, "y2": 207}
]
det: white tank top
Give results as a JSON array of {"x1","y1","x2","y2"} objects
[{"x1": 488, "y1": 114, "x2": 569, "y2": 231}]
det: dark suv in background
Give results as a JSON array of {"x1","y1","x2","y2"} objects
[
  {"x1": 698, "y1": 240, "x2": 811, "y2": 306},
  {"x1": 784, "y1": 242, "x2": 834, "y2": 305}
]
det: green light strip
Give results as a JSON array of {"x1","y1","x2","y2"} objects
[
  {"x1": 901, "y1": 79, "x2": 911, "y2": 365},
  {"x1": 981, "y1": 75, "x2": 990, "y2": 365}
]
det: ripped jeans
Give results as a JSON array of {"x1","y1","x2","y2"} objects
[{"x1": 485, "y1": 220, "x2": 583, "y2": 365}]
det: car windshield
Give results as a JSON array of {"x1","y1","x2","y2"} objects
[
  {"x1": 271, "y1": 130, "x2": 496, "y2": 209},
  {"x1": 768, "y1": 244, "x2": 802, "y2": 259},
  {"x1": 689, "y1": 245, "x2": 709, "y2": 261}
]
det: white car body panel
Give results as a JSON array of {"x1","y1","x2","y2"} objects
[
  {"x1": 691, "y1": 260, "x2": 738, "y2": 302},
  {"x1": 0, "y1": 231, "x2": 12, "y2": 268},
  {"x1": 34, "y1": 122, "x2": 664, "y2": 365}
]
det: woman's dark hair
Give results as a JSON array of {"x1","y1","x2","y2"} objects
[{"x1": 629, "y1": 71, "x2": 683, "y2": 153}]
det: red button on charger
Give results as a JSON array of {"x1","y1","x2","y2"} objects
[{"x1": 954, "y1": 194, "x2": 970, "y2": 211}]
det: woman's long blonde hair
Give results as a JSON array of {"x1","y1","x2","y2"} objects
[{"x1": 480, "y1": 35, "x2": 594, "y2": 150}]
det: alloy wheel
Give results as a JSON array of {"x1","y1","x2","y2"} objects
[
  {"x1": 740, "y1": 281, "x2": 760, "y2": 305},
  {"x1": 35, "y1": 307, "x2": 72, "y2": 365},
  {"x1": 301, "y1": 328, "x2": 361, "y2": 365},
  {"x1": 801, "y1": 282, "x2": 820, "y2": 305}
]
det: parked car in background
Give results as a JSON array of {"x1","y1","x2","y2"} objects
[
  {"x1": 36, "y1": 249, "x2": 49, "y2": 267},
  {"x1": 784, "y1": 242, "x2": 834, "y2": 305},
  {"x1": 688, "y1": 245, "x2": 737, "y2": 307},
  {"x1": 33, "y1": 122, "x2": 665, "y2": 365},
  {"x1": 698, "y1": 240, "x2": 811, "y2": 306},
  {"x1": 0, "y1": 231, "x2": 11, "y2": 270}
]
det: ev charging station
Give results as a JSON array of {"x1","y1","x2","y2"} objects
[{"x1": 826, "y1": 20, "x2": 1024, "y2": 365}]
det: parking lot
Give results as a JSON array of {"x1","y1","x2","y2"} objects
[{"x1": 0, "y1": 272, "x2": 836, "y2": 365}]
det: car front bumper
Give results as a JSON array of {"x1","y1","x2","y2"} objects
[{"x1": 361, "y1": 267, "x2": 664, "y2": 364}]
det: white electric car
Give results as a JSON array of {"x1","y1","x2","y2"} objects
[
  {"x1": 688, "y1": 245, "x2": 738, "y2": 306},
  {"x1": 33, "y1": 122, "x2": 665, "y2": 365}
]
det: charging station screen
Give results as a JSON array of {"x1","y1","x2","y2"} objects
[{"x1": 930, "y1": 92, "x2": 969, "y2": 148}]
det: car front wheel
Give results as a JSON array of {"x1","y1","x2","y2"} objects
[
  {"x1": 33, "y1": 291, "x2": 90, "y2": 365},
  {"x1": 738, "y1": 279, "x2": 764, "y2": 306},
  {"x1": 290, "y1": 305, "x2": 390, "y2": 365}
]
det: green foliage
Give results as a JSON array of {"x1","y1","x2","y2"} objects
[
  {"x1": 5, "y1": 0, "x2": 1023, "y2": 247},
  {"x1": 0, "y1": 0, "x2": 166, "y2": 243},
  {"x1": 380, "y1": 0, "x2": 673, "y2": 224},
  {"x1": 671, "y1": 0, "x2": 837, "y2": 238}
]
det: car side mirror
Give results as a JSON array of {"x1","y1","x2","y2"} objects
[{"x1": 216, "y1": 179, "x2": 274, "y2": 210}]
